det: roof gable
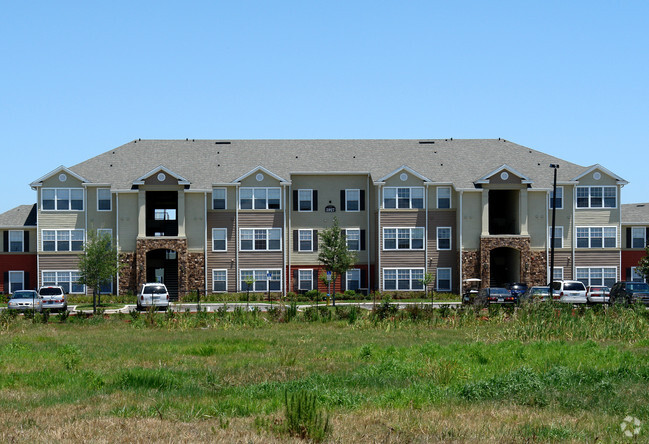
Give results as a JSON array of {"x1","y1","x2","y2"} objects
[
  {"x1": 233, "y1": 166, "x2": 288, "y2": 184},
  {"x1": 133, "y1": 166, "x2": 190, "y2": 186},
  {"x1": 475, "y1": 164, "x2": 533, "y2": 185},
  {"x1": 376, "y1": 165, "x2": 431, "y2": 183},
  {"x1": 571, "y1": 164, "x2": 628, "y2": 185},
  {"x1": 30, "y1": 166, "x2": 89, "y2": 188}
]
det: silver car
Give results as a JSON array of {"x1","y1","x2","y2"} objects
[
  {"x1": 8, "y1": 290, "x2": 42, "y2": 312},
  {"x1": 137, "y1": 283, "x2": 170, "y2": 311},
  {"x1": 39, "y1": 286, "x2": 68, "y2": 312}
]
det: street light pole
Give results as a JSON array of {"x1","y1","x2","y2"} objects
[{"x1": 549, "y1": 164, "x2": 559, "y2": 295}]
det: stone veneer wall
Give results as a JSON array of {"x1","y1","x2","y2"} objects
[
  {"x1": 186, "y1": 252, "x2": 205, "y2": 291},
  {"x1": 135, "y1": 238, "x2": 189, "y2": 292},
  {"x1": 119, "y1": 252, "x2": 137, "y2": 294},
  {"x1": 529, "y1": 250, "x2": 548, "y2": 286},
  {"x1": 479, "y1": 236, "x2": 532, "y2": 289}
]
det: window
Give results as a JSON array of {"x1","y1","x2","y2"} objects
[
  {"x1": 346, "y1": 229, "x2": 360, "y2": 251},
  {"x1": 97, "y1": 229, "x2": 112, "y2": 243},
  {"x1": 42, "y1": 271, "x2": 85, "y2": 294},
  {"x1": 154, "y1": 209, "x2": 176, "y2": 220},
  {"x1": 631, "y1": 267, "x2": 644, "y2": 282},
  {"x1": 298, "y1": 269, "x2": 313, "y2": 291},
  {"x1": 631, "y1": 227, "x2": 646, "y2": 249},
  {"x1": 346, "y1": 269, "x2": 361, "y2": 291},
  {"x1": 576, "y1": 267, "x2": 616, "y2": 287},
  {"x1": 383, "y1": 187, "x2": 424, "y2": 209},
  {"x1": 97, "y1": 188, "x2": 111, "y2": 211},
  {"x1": 42, "y1": 188, "x2": 84, "y2": 211},
  {"x1": 240, "y1": 269, "x2": 281, "y2": 292},
  {"x1": 42, "y1": 229, "x2": 84, "y2": 251},
  {"x1": 437, "y1": 268, "x2": 452, "y2": 291},
  {"x1": 437, "y1": 227, "x2": 451, "y2": 250},
  {"x1": 8, "y1": 271, "x2": 24, "y2": 293},
  {"x1": 9, "y1": 230, "x2": 24, "y2": 252},
  {"x1": 240, "y1": 228, "x2": 281, "y2": 251},
  {"x1": 551, "y1": 267, "x2": 564, "y2": 281},
  {"x1": 383, "y1": 227, "x2": 424, "y2": 250},
  {"x1": 212, "y1": 269, "x2": 227, "y2": 292},
  {"x1": 240, "y1": 187, "x2": 281, "y2": 210},
  {"x1": 437, "y1": 187, "x2": 451, "y2": 209},
  {"x1": 298, "y1": 189, "x2": 314, "y2": 212},
  {"x1": 298, "y1": 229, "x2": 313, "y2": 252},
  {"x1": 100, "y1": 279, "x2": 113, "y2": 294},
  {"x1": 549, "y1": 226, "x2": 563, "y2": 248},
  {"x1": 576, "y1": 226, "x2": 616, "y2": 248},
  {"x1": 383, "y1": 268, "x2": 424, "y2": 291},
  {"x1": 549, "y1": 186, "x2": 563, "y2": 209},
  {"x1": 345, "y1": 189, "x2": 360, "y2": 212},
  {"x1": 212, "y1": 188, "x2": 227, "y2": 210},
  {"x1": 576, "y1": 186, "x2": 616, "y2": 208},
  {"x1": 212, "y1": 228, "x2": 227, "y2": 251}
]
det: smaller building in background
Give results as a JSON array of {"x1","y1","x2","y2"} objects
[
  {"x1": 0, "y1": 204, "x2": 37, "y2": 293},
  {"x1": 622, "y1": 203, "x2": 649, "y2": 282}
]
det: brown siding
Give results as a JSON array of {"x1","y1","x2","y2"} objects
[
  {"x1": 238, "y1": 252, "x2": 284, "y2": 269},
  {"x1": 380, "y1": 251, "x2": 425, "y2": 268},
  {"x1": 207, "y1": 211, "x2": 237, "y2": 291},
  {"x1": 574, "y1": 250, "x2": 620, "y2": 268},
  {"x1": 38, "y1": 254, "x2": 83, "y2": 292},
  {"x1": 238, "y1": 211, "x2": 283, "y2": 228},
  {"x1": 552, "y1": 252, "x2": 573, "y2": 280},
  {"x1": 380, "y1": 211, "x2": 425, "y2": 227},
  {"x1": 428, "y1": 210, "x2": 457, "y2": 268}
]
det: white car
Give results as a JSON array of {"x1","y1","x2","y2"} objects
[
  {"x1": 551, "y1": 280, "x2": 587, "y2": 304},
  {"x1": 137, "y1": 283, "x2": 170, "y2": 311},
  {"x1": 8, "y1": 290, "x2": 42, "y2": 312},
  {"x1": 39, "y1": 286, "x2": 68, "y2": 312}
]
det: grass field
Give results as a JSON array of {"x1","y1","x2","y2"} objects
[{"x1": 1, "y1": 303, "x2": 648, "y2": 442}]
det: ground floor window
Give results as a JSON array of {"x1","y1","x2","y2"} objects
[
  {"x1": 436, "y1": 268, "x2": 452, "y2": 291},
  {"x1": 631, "y1": 267, "x2": 645, "y2": 282},
  {"x1": 576, "y1": 267, "x2": 616, "y2": 287},
  {"x1": 346, "y1": 269, "x2": 360, "y2": 291},
  {"x1": 100, "y1": 279, "x2": 113, "y2": 294},
  {"x1": 8, "y1": 271, "x2": 24, "y2": 293},
  {"x1": 240, "y1": 269, "x2": 281, "y2": 292},
  {"x1": 550, "y1": 267, "x2": 564, "y2": 281},
  {"x1": 383, "y1": 268, "x2": 424, "y2": 291},
  {"x1": 213, "y1": 269, "x2": 227, "y2": 292},
  {"x1": 42, "y1": 270, "x2": 85, "y2": 294},
  {"x1": 298, "y1": 269, "x2": 313, "y2": 291}
]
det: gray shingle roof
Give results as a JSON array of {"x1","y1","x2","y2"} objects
[
  {"x1": 622, "y1": 203, "x2": 649, "y2": 224},
  {"x1": 44, "y1": 139, "x2": 610, "y2": 191},
  {"x1": 0, "y1": 204, "x2": 37, "y2": 227}
]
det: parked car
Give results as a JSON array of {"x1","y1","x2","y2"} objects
[
  {"x1": 550, "y1": 280, "x2": 587, "y2": 304},
  {"x1": 462, "y1": 278, "x2": 482, "y2": 305},
  {"x1": 505, "y1": 282, "x2": 528, "y2": 298},
  {"x1": 609, "y1": 281, "x2": 649, "y2": 306},
  {"x1": 474, "y1": 287, "x2": 517, "y2": 306},
  {"x1": 38, "y1": 286, "x2": 68, "y2": 312},
  {"x1": 7, "y1": 290, "x2": 42, "y2": 312},
  {"x1": 586, "y1": 286, "x2": 610, "y2": 304},
  {"x1": 520, "y1": 286, "x2": 551, "y2": 303},
  {"x1": 137, "y1": 283, "x2": 170, "y2": 311}
]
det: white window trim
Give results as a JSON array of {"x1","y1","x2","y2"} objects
[
  {"x1": 437, "y1": 187, "x2": 452, "y2": 209},
  {"x1": 41, "y1": 270, "x2": 86, "y2": 294},
  {"x1": 631, "y1": 227, "x2": 646, "y2": 249},
  {"x1": 382, "y1": 186, "x2": 425, "y2": 209},
  {"x1": 212, "y1": 188, "x2": 227, "y2": 210},
  {"x1": 41, "y1": 188, "x2": 85, "y2": 211},
  {"x1": 298, "y1": 229, "x2": 313, "y2": 252},
  {"x1": 298, "y1": 269, "x2": 313, "y2": 291},
  {"x1": 631, "y1": 267, "x2": 646, "y2": 282},
  {"x1": 436, "y1": 267, "x2": 452, "y2": 292},
  {"x1": 382, "y1": 267, "x2": 425, "y2": 291},
  {"x1": 576, "y1": 226, "x2": 617, "y2": 249},
  {"x1": 436, "y1": 227, "x2": 452, "y2": 251},
  {"x1": 575, "y1": 267, "x2": 617, "y2": 287},
  {"x1": 549, "y1": 226, "x2": 564, "y2": 249},
  {"x1": 345, "y1": 189, "x2": 361, "y2": 212},
  {"x1": 346, "y1": 268, "x2": 361, "y2": 291},
  {"x1": 212, "y1": 228, "x2": 228, "y2": 252},
  {"x1": 298, "y1": 189, "x2": 314, "y2": 212},
  {"x1": 240, "y1": 268, "x2": 282, "y2": 292},
  {"x1": 97, "y1": 188, "x2": 112, "y2": 212},
  {"x1": 8, "y1": 230, "x2": 24, "y2": 252},
  {"x1": 239, "y1": 228, "x2": 282, "y2": 251},
  {"x1": 549, "y1": 186, "x2": 563, "y2": 210},
  {"x1": 41, "y1": 229, "x2": 85, "y2": 252},
  {"x1": 550, "y1": 266, "x2": 564, "y2": 281},
  {"x1": 239, "y1": 187, "x2": 282, "y2": 210},
  {"x1": 576, "y1": 185, "x2": 617, "y2": 209},
  {"x1": 212, "y1": 269, "x2": 228, "y2": 292},
  {"x1": 383, "y1": 227, "x2": 425, "y2": 250},
  {"x1": 346, "y1": 228, "x2": 361, "y2": 251},
  {"x1": 8, "y1": 270, "x2": 24, "y2": 294}
]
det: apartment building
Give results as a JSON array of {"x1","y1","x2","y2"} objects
[{"x1": 0, "y1": 139, "x2": 644, "y2": 297}]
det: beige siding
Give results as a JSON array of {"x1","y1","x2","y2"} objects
[
  {"x1": 117, "y1": 193, "x2": 138, "y2": 252},
  {"x1": 577, "y1": 173, "x2": 618, "y2": 187},
  {"x1": 239, "y1": 174, "x2": 282, "y2": 189},
  {"x1": 86, "y1": 187, "x2": 115, "y2": 232},
  {"x1": 379, "y1": 211, "x2": 426, "y2": 268},
  {"x1": 461, "y1": 192, "x2": 482, "y2": 250},
  {"x1": 206, "y1": 212, "x2": 236, "y2": 291},
  {"x1": 575, "y1": 210, "x2": 620, "y2": 226},
  {"x1": 383, "y1": 174, "x2": 426, "y2": 188},
  {"x1": 210, "y1": 186, "x2": 237, "y2": 211},
  {"x1": 426, "y1": 185, "x2": 456, "y2": 210},
  {"x1": 528, "y1": 191, "x2": 548, "y2": 248},
  {"x1": 547, "y1": 186, "x2": 574, "y2": 249},
  {"x1": 40, "y1": 175, "x2": 84, "y2": 189},
  {"x1": 185, "y1": 193, "x2": 206, "y2": 250}
]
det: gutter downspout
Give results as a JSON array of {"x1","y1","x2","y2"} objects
[
  {"x1": 377, "y1": 185, "x2": 382, "y2": 292},
  {"x1": 367, "y1": 174, "x2": 371, "y2": 293},
  {"x1": 235, "y1": 186, "x2": 239, "y2": 292},
  {"x1": 545, "y1": 190, "x2": 549, "y2": 283},
  {"x1": 459, "y1": 190, "x2": 463, "y2": 294},
  {"x1": 425, "y1": 182, "x2": 429, "y2": 281},
  {"x1": 116, "y1": 192, "x2": 120, "y2": 296},
  {"x1": 204, "y1": 191, "x2": 208, "y2": 295},
  {"x1": 284, "y1": 183, "x2": 289, "y2": 297},
  {"x1": 572, "y1": 185, "x2": 576, "y2": 279}
]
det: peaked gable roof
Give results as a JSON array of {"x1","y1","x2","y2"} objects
[
  {"x1": 571, "y1": 164, "x2": 628, "y2": 184},
  {"x1": 376, "y1": 165, "x2": 431, "y2": 183},
  {"x1": 30, "y1": 166, "x2": 89, "y2": 188},
  {"x1": 133, "y1": 165, "x2": 191, "y2": 185},
  {"x1": 0, "y1": 204, "x2": 37, "y2": 227},
  {"x1": 233, "y1": 166, "x2": 289, "y2": 184},
  {"x1": 475, "y1": 164, "x2": 533, "y2": 185}
]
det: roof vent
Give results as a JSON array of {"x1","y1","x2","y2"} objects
[
  {"x1": 418, "y1": 141, "x2": 435, "y2": 144},
  {"x1": 214, "y1": 141, "x2": 231, "y2": 145}
]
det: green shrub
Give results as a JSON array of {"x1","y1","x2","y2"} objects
[
  {"x1": 282, "y1": 390, "x2": 331, "y2": 442},
  {"x1": 373, "y1": 297, "x2": 398, "y2": 321}
]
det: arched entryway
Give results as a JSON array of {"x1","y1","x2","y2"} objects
[
  {"x1": 146, "y1": 249, "x2": 179, "y2": 299},
  {"x1": 489, "y1": 247, "x2": 520, "y2": 287}
]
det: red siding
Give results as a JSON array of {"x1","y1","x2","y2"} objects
[
  {"x1": 622, "y1": 251, "x2": 647, "y2": 279},
  {"x1": 0, "y1": 254, "x2": 38, "y2": 292}
]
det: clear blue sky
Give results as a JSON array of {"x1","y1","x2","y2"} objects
[{"x1": 1, "y1": 1, "x2": 647, "y2": 214}]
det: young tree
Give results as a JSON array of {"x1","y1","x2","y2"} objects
[
  {"x1": 419, "y1": 271, "x2": 435, "y2": 304},
  {"x1": 636, "y1": 246, "x2": 649, "y2": 281},
  {"x1": 77, "y1": 230, "x2": 123, "y2": 314},
  {"x1": 317, "y1": 217, "x2": 356, "y2": 306}
]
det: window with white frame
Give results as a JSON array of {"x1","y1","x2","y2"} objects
[
  {"x1": 298, "y1": 229, "x2": 313, "y2": 251},
  {"x1": 437, "y1": 187, "x2": 451, "y2": 209},
  {"x1": 97, "y1": 188, "x2": 111, "y2": 211},
  {"x1": 549, "y1": 186, "x2": 563, "y2": 209},
  {"x1": 631, "y1": 267, "x2": 645, "y2": 282},
  {"x1": 437, "y1": 227, "x2": 451, "y2": 250},
  {"x1": 631, "y1": 227, "x2": 646, "y2": 249},
  {"x1": 383, "y1": 187, "x2": 424, "y2": 209},
  {"x1": 8, "y1": 271, "x2": 24, "y2": 293},
  {"x1": 42, "y1": 229, "x2": 84, "y2": 251},
  {"x1": 298, "y1": 189, "x2": 314, "y2": 212},
  {"x1": 345, "y1": 189, "x2": 360, "y2": 212},
  {"x1": 576, "y1": 186, "x2": 616, "y2": 209},
  {"x1": 576, "y1": 226, "x2": 616, "y2": 248},
  {"x1": 212, "y1": 228, "x2": 227, "y2": 251},
  {"x1": 383, "y1": 268, "x2": 424, "y2": 291},
  {"x1": 436, "y1": 268, "x2": 452, "y2": 291},
  {"x1": 154, "y1": 209, "x2": 176, "y2": 220},
  {"x1": 549, "y1": 226, "x2": 563, "y2": 248},
  {"x1": 99, "y1": 279, "x2": 113, "y2": 294},
  {"x1": 346, "y1": 229, "x2": 360, "y2": 251},
  {"x1": 240, "y1": 187, "x2": 281, "y2": 210},
  {"x1": 213, "y1": 269, "x2": 227, "y2": 292},
  {"x1": 212, "y1": 188, "x2": 227, "y2": 210},
  {"x1": 576, "y1": 267, "x2": 616, "y2": 287},
  {"x1": 240, "y1": 228, "x2": 281, "y2": 251},
  {"x1": 240, "y1": 269, "x2": 281, "y2": 292},
  {"x1": 346, "y1": 269, "x2": 361, "y2": 291},
  {"x1": 298, "y1": 269, "x2": 313, "y2": 291},
  {"x1": 551, "y1": 267, "x2": 564, "y2": 281},
  {"x1": 9, "y1": 230, "x2": 24, "y2": 252},
  {"x1": 42, "y1": 270, "x2": 85, "y2": 294},
  {"x1": 383, "y1": 227, "x2": 424, "y2": 250},
  {"x1": 42, "y1": 188, "x2": 84, "y2": 211}
]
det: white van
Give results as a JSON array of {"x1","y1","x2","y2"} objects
[
  {"x1": 551, "y1": 280, "x2": 587, "y2": 304},
  {"x1": 137, "y1": 283, "x2": 170, "y2": 311}
]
